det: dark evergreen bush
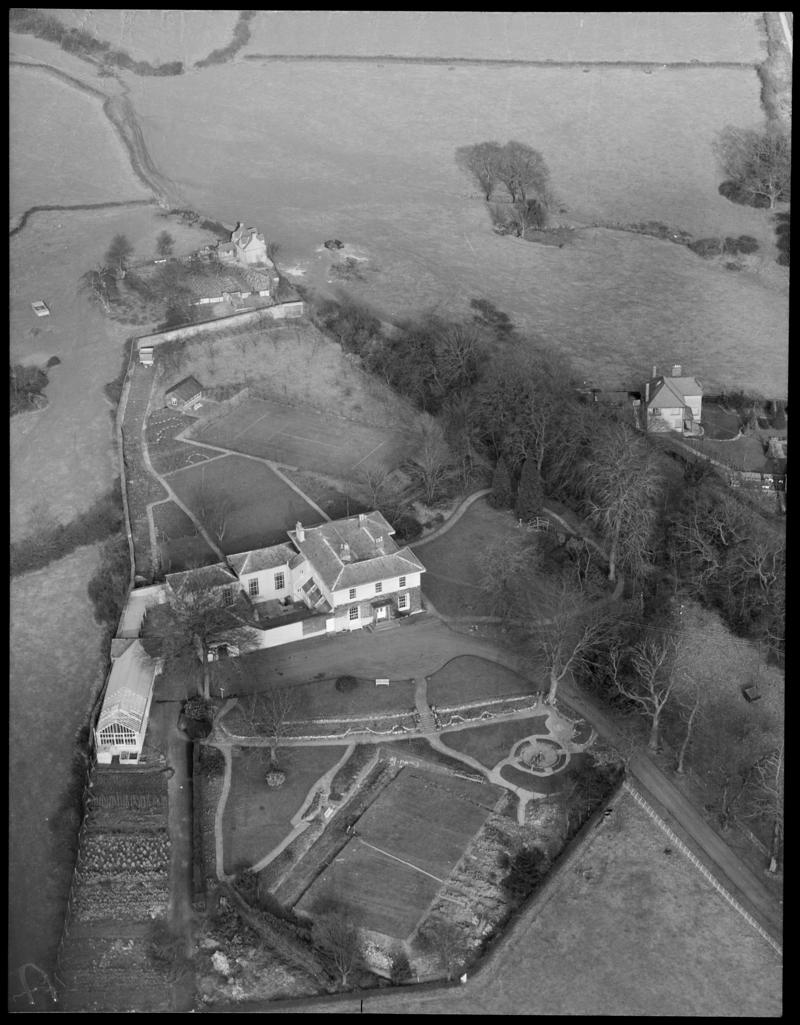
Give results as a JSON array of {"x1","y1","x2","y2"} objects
[{"x1": 335, "y1": 675, "x2": 359, "y2": 693}]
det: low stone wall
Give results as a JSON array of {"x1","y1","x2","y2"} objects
[{"x1": 135, "y1": 301, "x2": 305, "y2": 354}]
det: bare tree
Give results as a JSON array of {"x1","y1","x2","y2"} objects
[
  {"x1": 521, "y1": 577, "x2": 613, "y2": 704},
  {"x1": 79, "y1": 265, "x2": 117, "y2": 312},
  {"x1": 156, "y1": 230, "x2": 175, "y2": 258},
  {"x1": 674, "y1": 679, "x2": 702, "y2": 775},
  {"x1": 417, "y1": 916, "x2": 465, "y2": 982},
  {"x1": 311, "y1": 898, "x2": 363, "y2": 988},
  {"x1": 582, "y1": 423, "x2": 664, "y2": 584},
  {"x1": 243, "y1": 686, "x2": 295, "y2": 765},
  {"x1": 478, "y1": 531, "x2": 540, "y2": 621},
  {"x1": 714, "y1": 124, "x2": 791, "y2": 209},
  {"x1": 140, "y1": 582, "x2": 259, "y2": 699},
  {"x1": 609, "y1": 634, "x2": 683, "y2": 753},
  {"x1": 455, "y1": 141, "x2": 504, "y2": 200},
  {"x1": 410, "y1": 418, "x2": 455, "y2": 505},
  {"x1": 743, "y1": 743, "x2": 783, "y2": 873},
  {"x1": 496, "y1": 140, "x2": 552, "y2": 208},
  {"x1": 105, "y1": 233, "x2": 134, "y2": 274},
  {"x1": 189, "y1": 479, "x2": 234, "y2": 547}
]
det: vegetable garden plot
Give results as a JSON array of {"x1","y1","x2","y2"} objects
[{"x1": 297, "y1": 768, "x2": 502, "y2": 937}]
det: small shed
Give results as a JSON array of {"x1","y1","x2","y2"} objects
[
  {"x1": 94, "y1": 640, "x2": 158, "y2": 764},
  {"x1": 164, "y1": 375, "x2": 204, "y2": 411}
]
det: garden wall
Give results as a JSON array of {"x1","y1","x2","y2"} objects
[{"x1": 135, "y1": 301, "x2": 305, "y2": 356}]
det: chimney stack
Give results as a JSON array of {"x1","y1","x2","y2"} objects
[
  {"x1": 645, "y1": 381, "x2": 650, "y2": 403},
  {"x1": 358, "y1": 513, "x2": 366, "y2": 525},
  {"x1": 671, "y1": 364, "x2": 682, "y2": 377},
  {"x1": 295, "y1": 521, "x2": 305, "y2": 542},
  {"x1": 651, "y1": 364, "x2": 657, "y2": 379},
  {"x1": 339, "y1": 542, "x2": 351, "y2": 562}
]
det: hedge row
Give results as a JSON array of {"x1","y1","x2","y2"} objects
[
  {"x1": 10, "y1": 9, "x2": 183, "y2": 76},
  {"x1": 194, "y1": 10, "x2": 257, "y2": 68},
  {"x1": 11, "y1": 482, "x2": 124, "y2": 577}
]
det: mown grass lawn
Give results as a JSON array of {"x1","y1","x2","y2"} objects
[
  {"x1": 167, "y1": 454, "x2": 322, "y2": 555},
  {"x1": 441, "y1": 716, "x2": 550, "y2": 768},
  {"x1": 415, "y1": 498, "x2": 520, "y2": 617},
  {"x1": 428, "y1": 655, "x2": 541, "y2": 707},
  {"x1": 222, "y1": 744, "x2": 347, "y2": 873},
  {"x1": 221, "y1": 668, "x2": 417, "y2": 729}
]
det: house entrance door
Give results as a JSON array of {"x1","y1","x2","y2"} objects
[{"x1": 375, "y1": 606, "x2": 388, "y2": 622}]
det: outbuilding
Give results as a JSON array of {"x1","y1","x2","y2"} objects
[
  {"x1": 94, "y1": 640, "x2": 159, "y2": 764},
  {"x1": 164, "y1": 375, "x2": 204, "y2": 411}
]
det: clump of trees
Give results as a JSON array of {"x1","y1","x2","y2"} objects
[
  {"x1": 456, "y1": 140, "x2": 554, "y2": 236},
  {"x1": 714, "y1": 124, "x2": 791, "y2": 209},
  {"x1": 10, "y1": 363, "x2": 49, "y2": 416}
]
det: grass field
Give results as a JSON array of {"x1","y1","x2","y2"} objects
[
  {"x1": 441, "y1": 716, "x2": 551, "y2": 767},
  {"x1": 242, "y1": 11, "x2": 764, "y2": 63},
  {"x1": 127, "y1": 59, "x2": 787, "y2": 397},
  {"x1": 416, "y1": 499, "x2": 521, "y2": 617},
  {"x1": 187, "y1": 395, "x2": 416, "y2": 477},
  {"x1": 9, "y1": 65, "x2": 150, "y2": 220},
  {"x1": 428, "y1": 656, "x2": 540, "y2": 707},
  {"x1": 296, "y1": 768, "x2": 502, "y2": 936},
  {"x1": 166, "y1": 454, "x2": 323, "y2": 556},
  {"x1": 483, "y1": 788, "x2": 782, "y2": 1016},
  {"x1": 53, "y1": 8, "x2": 239, "y2": 66},
  {"x1": 222, "y1": 745, "x2": 347, "y2": 874},
  {"x1": 9, "y1": 545, "x2": 110, "y2": 976}
]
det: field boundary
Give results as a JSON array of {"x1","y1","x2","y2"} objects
[
  {"x1": 244, "y1": 54, "x2": 757, "y2": 70},
  {"x1": 134, "y1": 302, "x2": 305, "y2": 352},
  {"x1": 623, "y1": 782, "x2": 782, "y2": 956}
]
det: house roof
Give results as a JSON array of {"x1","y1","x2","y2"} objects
[
  {"x1": 228, "y1": 544, "x2": 294, "y2": 575},
  {"x1": 96, "y1": 640, "x2": 157, "y2": 736},
  {"x1": 237, "y1": 229, "x2": 265, "y2": 250},
  {"x1": 165, "y1": 375, "x2": 204, "y2": 401},
  {"x1": 166, "y1": 562, "x2": 238, "y2": 593},
  {"x1": 287, "y1": 512, "x2": 425, "y2": 591},
  {"x1": 648, "y1": 375, "x2": 702, "y2": 409}
]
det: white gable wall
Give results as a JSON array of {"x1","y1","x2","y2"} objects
[{"x1": 238, "y1": 564, "x2": 291, "y2": 603}]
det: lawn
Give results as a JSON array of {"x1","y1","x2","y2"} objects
[
  {"x1": 166, "y1": 454, "x2": 322, "y2": 556},
  {"x1": 9, "y1": 65, "x2": 150, "y2": 220},
  {"x1": 242, "y1": 11, "x2": 764, "y2": 63},
  {"x1": 296, "y1": 768, "x2": 502, "y2": 937},
  {"x1": 415, "y1": 498, "x2": 521, "y2": 617},
  {"x1": 188, "y1": 394, "x2": 416, "y2": 477},
  {"x1": 441, "y1": 716, "x2": 551, "y2": 768},
  {"x1": 222, "y1": 744, "x2": 347, "y2": 874},
  {"x1": 128, "y1": 56, "x2": 787, "y2": 398},
  {"x1": 221, "y1": 669, "x2": 417, "y2": 725},
  {"x1": 427, "y1": 655, "x2": 540, "y2": 707}
]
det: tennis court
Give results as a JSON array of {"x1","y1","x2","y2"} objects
[{"x1": 187, "y1": 396, "x2": 415, "y2": 477}]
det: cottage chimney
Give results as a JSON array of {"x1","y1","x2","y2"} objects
[
  {"x1": 671, "y1": 364, "x2": 682, "y2": 377},
  {"x1": 645, "y1": 381, "x2": 650, "y2": 403},
  {"x1": 339, "y1": 542, "x2": 351, "y2": 562},
  {"x1": 358, "y1": 513, "x2": 366, "y2": 524},
  {"x1": 651, "y1": 364, "x2": 657, "y2": 379},
  {"x1": 295, "y1": 521, "x2": 305, "y2": 542}
]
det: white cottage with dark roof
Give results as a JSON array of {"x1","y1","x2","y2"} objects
[{"x1": 643, "y1": 364, "x2": 703, "y2": 434}]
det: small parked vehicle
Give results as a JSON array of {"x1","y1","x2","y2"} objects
[{"x1": 31, "y1": 300, "x2": 50, "y2": 317}]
